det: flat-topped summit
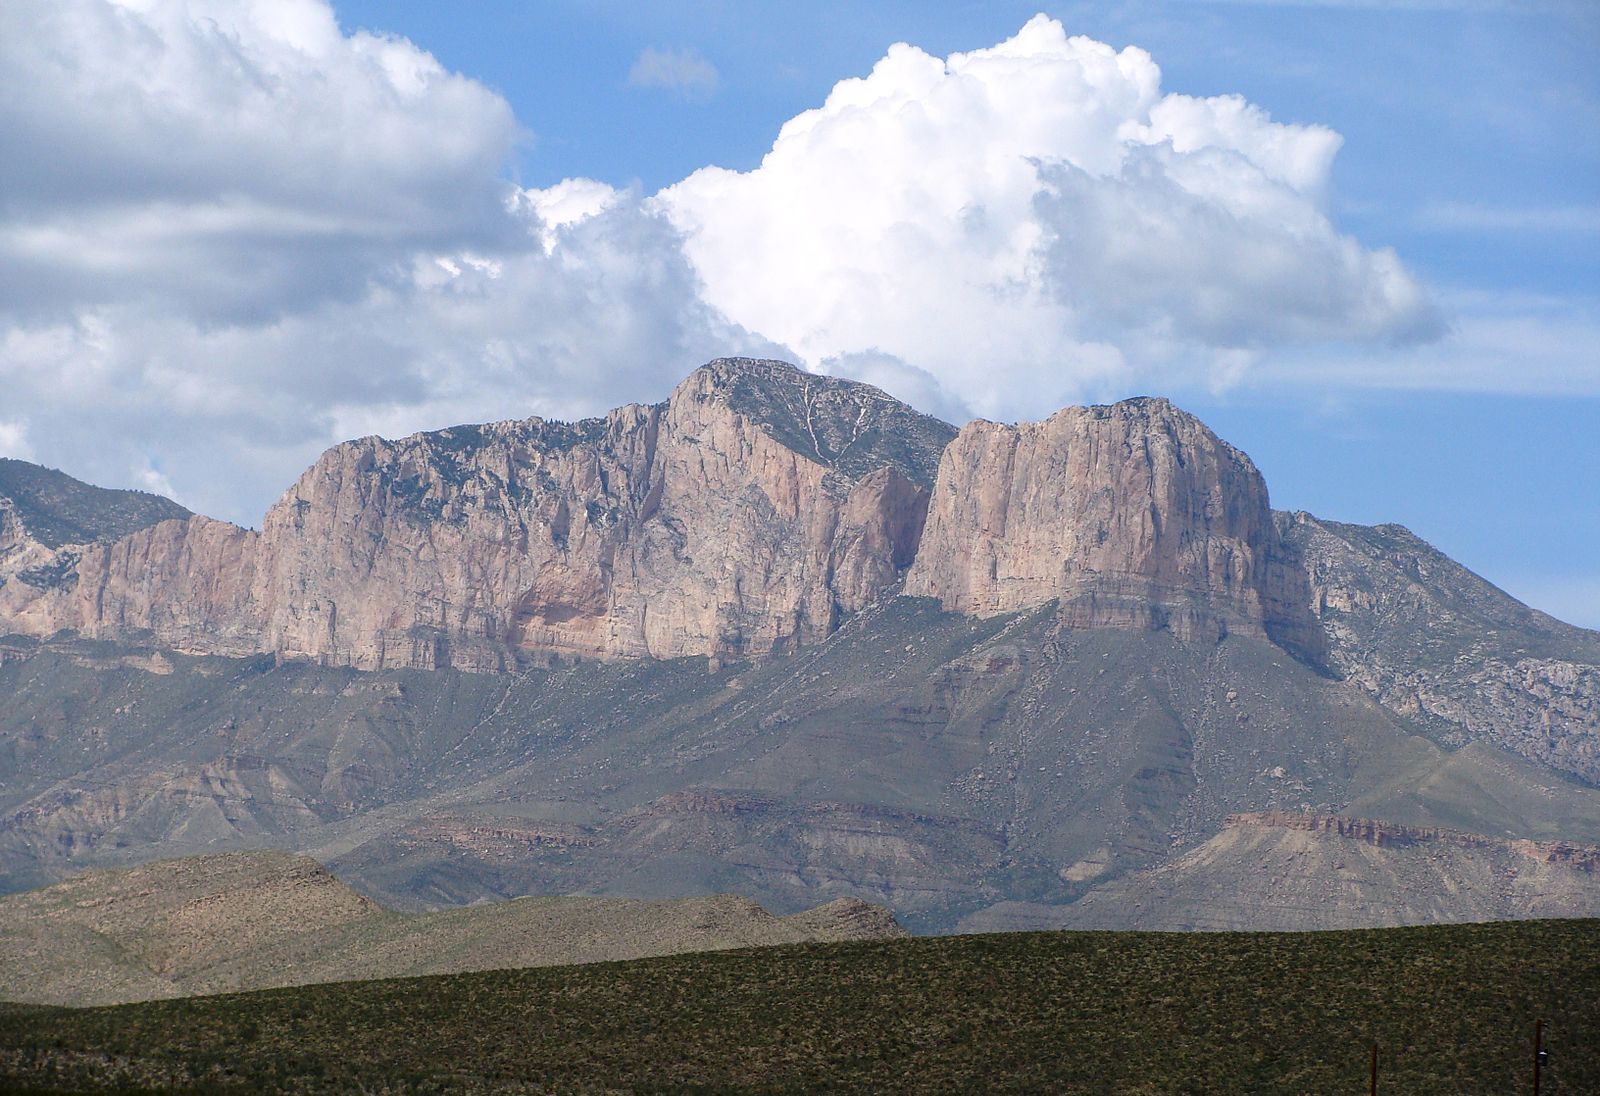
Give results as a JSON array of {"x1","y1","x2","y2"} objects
[{"x1": 905, "y1": 395, "x2": 1323, "y2": 657}]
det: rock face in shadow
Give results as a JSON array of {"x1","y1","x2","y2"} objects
[
  {"x1": 0, "y1": 360, "x2": 953, "y2": 669},
  {"x1": 904, "y1": 398, "x2": 1324, "y2": 661}
]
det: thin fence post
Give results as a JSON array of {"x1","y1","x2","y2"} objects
[
  {"x1": 1533, "y1": 1018, "x2": 1543, "y2": 1096},
  {"x1": 1369, "y1": 1042, "x2": 1377, "y2": 1096}
]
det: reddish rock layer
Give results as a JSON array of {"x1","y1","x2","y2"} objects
[{"x1": 1226, "y1": 811, "x2": 1600, "y2": 872}]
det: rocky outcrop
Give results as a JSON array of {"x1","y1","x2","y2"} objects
[
  {"x1": 1284, "y1": 512, "x2": 1600, "y2": 783},
  {"x1": 904, "y1": 398, "x2": 1323, "y2": 658},
  {"x1": 0, "y1": 360, "x2": 952, "y2": 669},
  {"x1": 26, "y1": 516, "x2": 265, "y2": 658},
  {"x1": 1043, "y1": 811, "x2": 1600, "y2": 932},
  {"x1": 1226, "y1": 811, "x2": 1600, "y2": 872},
  {"x1": 0, "y1": 460, "x2": 195, "y2": 641}
]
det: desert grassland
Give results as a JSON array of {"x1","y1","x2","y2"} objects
[{"x1": 1, "y1": 918, "x2": 1595, "y2": 1094}]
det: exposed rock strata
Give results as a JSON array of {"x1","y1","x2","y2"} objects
[
  {"x1": 1034, "y1": 812, "x2": 1600, "y2": 933},
  {"x1": 1226, "y1": 811, "x2": 1600, "y2": 871},
  {"x1": 905, "y1": 398, "x2": 1323, "y2": 658}
]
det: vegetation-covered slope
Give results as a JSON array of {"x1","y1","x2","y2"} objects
[
  {"x1": 0, "y1": 919, "x2": 1593, "y2": 1094},
  {"x1": 0, "y1": 458, "x2": 189, "y2": 550}
]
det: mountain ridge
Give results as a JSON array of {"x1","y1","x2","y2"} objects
[
  {"x1": 0, "y1": 458, "x2": 190, "y2": 551},
  {"x1": 0, "y1": 359, "x2": 1348, "y2": 674},
  {"x1": 1, "y1": 357, "x2": 1596, "y2": 932}
]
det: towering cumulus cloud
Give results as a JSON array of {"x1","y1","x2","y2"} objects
[
  {"x1": 657, "y1": 16, "x2": 1437, "y2": 417},
  {"x1": 0, "y1": 5, "x2": 1438, "y2": 521}
]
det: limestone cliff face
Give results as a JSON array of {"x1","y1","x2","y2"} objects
[
  {"x1": 33, "y1": 517, "x2": 264, "y2": 658},
  {"x1": 904, "y1": 398, "x2": 1322, "y2": 656},
  {"x1": 249, "y1": 362, "x2": 942, "y2": 668},
  {"x1": 1, "y1": 360, "x2": 951, "y2": 669},
  {"x1": 0, "y1": 463, "x2": 211, "y2": 648}
]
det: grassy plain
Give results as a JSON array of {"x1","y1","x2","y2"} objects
[{"x1": 1, "y1": 918, "x2": 1595, "y2": 1094}]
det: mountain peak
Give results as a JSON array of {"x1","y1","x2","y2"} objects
[
  {"x1": 0, "y1": 458, "x2": 190, "y2": 550},
  {"x1": 676, "y1": 357, "x2": 957, "y2": 488}
]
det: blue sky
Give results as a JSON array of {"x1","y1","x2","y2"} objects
[{"x1": 1, "y1": 1, "x2": 1596, "y2": 625}]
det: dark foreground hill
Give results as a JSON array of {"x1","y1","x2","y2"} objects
[{"x1": 1, "y1": 919, "x2": 1594, "y2": 1095}]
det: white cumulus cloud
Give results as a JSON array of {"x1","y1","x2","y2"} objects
[
  {"x1": 656, "y1": 15, "x2": 1439, "y2": 418},
  {"x1": 0, "y1": 0, "x2": 525, "y2": 325},
  {"x1": 0, "y1": 0, "x2": 776, "y2": 522}
]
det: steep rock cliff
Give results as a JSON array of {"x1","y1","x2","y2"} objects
[
  {"x1": 0, "y1": 460, "x2": 198, "y2": 643},
  {"x1": 904, "y1": 397, "x2": 1323, "y2": 658},
  {"x1": 1, "y1": 360, "x2": 953, "y2": 669}
]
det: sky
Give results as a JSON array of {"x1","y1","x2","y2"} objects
[{"x1": 0, "y1": 0, "x2": 1596, "y2": 626}]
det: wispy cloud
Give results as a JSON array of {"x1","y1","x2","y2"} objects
[
  {"x1": 1252, "y1": 290, "x2": 1600, "y2": 396},
  {"x1": 1417, "y1": 202, "x2": 1600, "y2": 234},
  {"x1": 1179, "y1": 0, "x2": 1552, "y2": 10},
  {"x1": 0, "y1": 419, "x2": 34, "y2": 462},
  {"x1": 627, "y1": 46, "x2": 720, "y2": 101}
]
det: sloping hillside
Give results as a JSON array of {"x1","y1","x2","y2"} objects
[
  {"x1": 997, "y1": 811, "x2": 1600, "y2": 932},
  {"x1": 5, "y1": 602, "x2": 1598, "y2": 932},
  {"x1": 0, "y1": 850, "x2": 902, "y2": 1006},
  {"x1": 0, "y1": 459, "x2": 189, "y2": 551}
]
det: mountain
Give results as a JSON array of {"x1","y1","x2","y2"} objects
[
  {"x1": 0, "y1": 459, "x2": 190, "y2": 628},
  {"x1": 0, "y1": 849, "x2": 903, "y2": 1006},
  {"x1": 905, "y1": 397, "x2": 1324, "y2": 661},
  {"x1": 0, "y1": 458, "x2": 190, "y2": 551},
  {"x1": 0, "y1": 357, "x2": 1596, "y2": 933},
  {"x1": 1286, "y1": 513, "x2": 1600, "y2": 783},
  {"x1": 0, "y1": 359, "x2": 953, "y2": 669}
]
